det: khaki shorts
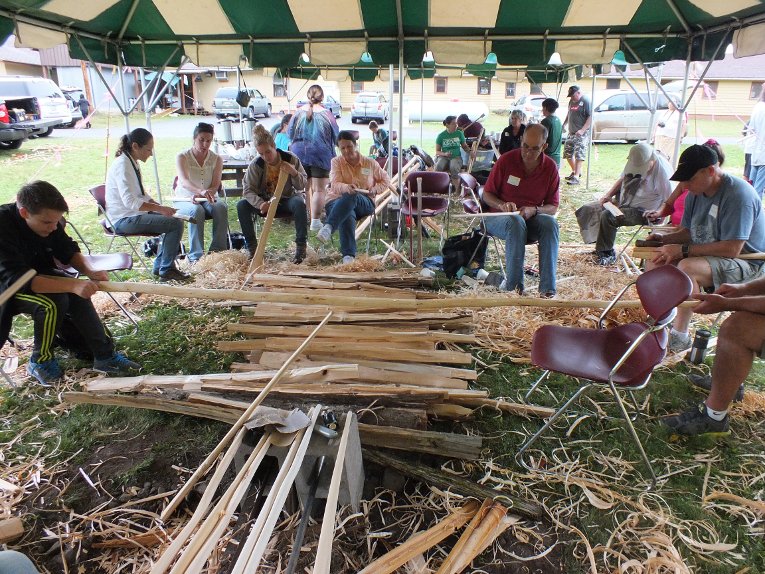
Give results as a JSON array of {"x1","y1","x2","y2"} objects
[{"x1": 705, "y1": 256, "x2": 765, "y2": 291}]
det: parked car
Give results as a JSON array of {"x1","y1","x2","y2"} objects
[
  {"x1": 212, "y1": 87, "x2": 271, "y2": 119},
  {"x1": 351, "y1": 92, "x2": 388, "y2": 123},
  {"x1": 0, "y1": 76, "x2": 71, "y2": 135},
  {"x1": 592, "y1": 91, "x2": 686, "y2": 142},
  {"x1": 62, "y1": 87, "x2": 84, "y2": 127},
  {"x1": 512, "y1": 94, "x2": 567, "y2": 123},
  {"x1": 0, "y1": 96, "x2": 60, "y2": 150},
  {"x1": 296, "y1": 94, "x2": 342, "y2": 118}
]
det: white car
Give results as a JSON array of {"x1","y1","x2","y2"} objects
[
  {"x1": 0, "y1": 76, "x2": 72, "y2": 136},
  {"x1": 592, "y1": 91, "x2": 686, "y2": 142},
  {"x1": 351, "y1": 92, "x2": 388, "y2": 123}
]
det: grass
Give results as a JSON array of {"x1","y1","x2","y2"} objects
[{"x1": 1, "y1": 116, "x2": 763, "y2": 572}]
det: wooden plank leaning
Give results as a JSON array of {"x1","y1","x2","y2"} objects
[
  {"x1": 158, "y1": 311, "x2": 333, "y2": 523},
  {"x1": 244, "y1": 168, "x2": 290, "y2": 281}
]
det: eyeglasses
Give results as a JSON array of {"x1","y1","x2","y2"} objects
[{"x1": 521, "y1": 143, "x2": 543, "y2": 152}]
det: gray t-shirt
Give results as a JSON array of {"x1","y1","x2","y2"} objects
[
  {"x1": 681, "y1": 173, "x2": 765, "y2": 253},
  {"x1": 568, "y1": 95, "x2": 592, "y2": 134}
]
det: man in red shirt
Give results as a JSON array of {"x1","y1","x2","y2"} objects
[{"x1": 482, "y1": 124, "x2": 560, "y2": 296}]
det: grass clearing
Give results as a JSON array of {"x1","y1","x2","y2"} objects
[{"x1": 1, "y1": 117, "x2": 763, "y2": 573}]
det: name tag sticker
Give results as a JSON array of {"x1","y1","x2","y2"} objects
[
  {"x1": 709, "y1": 204, "x2": 718, "y2": 218},
  {"x1": 361, "y1": 168, "x2": 371, "y2": 175},
  {"x1": 507, "y1": 175, "x2": 521, "y2": 186}
]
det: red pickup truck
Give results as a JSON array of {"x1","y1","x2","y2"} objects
[{"x1": 0, "y1": 96, "x2": 59, "y2": 150}]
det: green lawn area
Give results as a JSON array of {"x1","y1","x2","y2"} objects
[{"x1": 1, "y1": 119, "x2": 763, "y2": 573}]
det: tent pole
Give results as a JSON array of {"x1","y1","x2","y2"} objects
[
  {"x1": 675, "y1": 41, "x2": 693, "y2": 165},
  {"x1": 73, "y1": 35, "x2": 128, "y2": 117},
  {"x1": 420, "y1": 69, "x2": 424, "y2": 149},
  {"x1": 398, "y1": 60, "x2": 405, "y2": 202},
  {"x1": 117, "y1": 55, "x2": 131, "y2": 134},
  {"x1": 140, "y1": 67, "x2": 162, "y2": 202},
  {"x1": 388, "y1": 63, "x2": 395, "y2": 168},
  {"x1": 585, "y1": 69, "x2": 595, "y2": 190}
]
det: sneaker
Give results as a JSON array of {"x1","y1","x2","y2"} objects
[
  {"x1": 539, "y1": 291, "x2": 556, "y2": 299},
  {"x1": 342, "y1": 255, "x2": 355, "y2": 265},
  {"x1": 159, "y1": 267, "x2": 191, "y2": 283},
  {"x1": 596, "y1": 251, "x2": 617, "y2": 266},
  {"x1": 293, "y1": 243, "x2": 307, "y2": 264},
  {"x1": 688, "y1": 373, "x2": 744, "y2": 402},
  {"x1": 26, "y1": 358, "x2": 62, "y2": 387},
  {"x1": 663, "y1": 403, "x2": 730, "y2": 436},
  {"x1": 94, "y1": 352, "x2": 142, "y2": 375},
  {"x1": 566, "y1": 176, "x2": 580, "y2": 185},
  {"x1": 669, "y1": 331, "x2": 693, "y2": 353},
  {"x1": 317, "y1": 224, "x2": 333, "y2": 244},
  {"x1": 310, "y1": 219, "x2": 323, "y2": 232},
  {"x1": 564, "y1": 173, "x2": 577, "y2": 181}
]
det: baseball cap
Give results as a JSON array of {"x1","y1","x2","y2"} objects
[
  {"x1": 567, "y1": 85, "x2": 581, "y2": 97},
  {"x1": 670, "y1": 144, "x2": 718, "y2": 181},
  {"x1": 623, "y1": 143, "x2": 655, "y2": 177}
]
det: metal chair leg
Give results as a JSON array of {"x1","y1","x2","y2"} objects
[
  {"x1": 105, "y1": 292, "x2": 140, "y2": 332},
  {"x1": 0, "y1": 367, "x2": 16, "y2": 389},
  {"x1": 516, "y1": 383, "x2": 590, "y2": 470},
  {"x1": 524, "y1": 370, "x2": 551, "y2": 402},
  {"x1": 608, "y1": 380, "x2": 657, "y2": 490}
]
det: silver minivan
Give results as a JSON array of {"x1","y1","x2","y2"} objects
[
  {"x1": 0, "y1": 76, "x2": 72, "y2": 135},
  {"x1": 592, "y1": 91, "x2": 684, "y2": 142},
  {"x1": 212, "y1": 87, "x2": 271, "y2": 119}
]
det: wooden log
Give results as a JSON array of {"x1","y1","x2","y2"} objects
[
  {"x1": 159, "y1": 312, "x2": 332, "y2": 522},
  {"x1": 246, "y1": 168, "x2": 289, "y2": 275},
  {"x1": 362, "y1": 449, "x2": 543, "y2": 519},
  {"x1": 257, "y1": 352, "x2": 478, "y2": 381},
  {"x1": 314, "y1": 411, "x2": 355, "y2": 574},
  {"x1": 0, "y1": 517, "x2": 24, "y2": 544},
  {"x1": 357, "y1": 501, "x2": 481, "y2": 574},
  {"x1": 226, "y1": 323, "x2": 477, "y2": 344},
  {"x1": 220, "y1": 337, "x2": 435, "y2": 353},
  {"x1": 99, "y1": 280, "x2": 681, "y2": 311},
  {"x1": 428, "y1": 403, "x2": 474, "y2": 420},
  {"x1": 219, "y1": 339, "x2": 472, "y2": 365},
  {"x1": 457, "y1": 398, "x2": 555, "y2": 419},
  {"x1": 358, "y1": 423, "x2": 481, "y2": 460}
]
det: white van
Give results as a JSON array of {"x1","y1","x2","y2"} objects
[
  {"x1": 0, "y1": 76, "x2": 72, "y2": 136},
  {"x1": 592, "y1": 91, "x2": 685, "y2": 142}
]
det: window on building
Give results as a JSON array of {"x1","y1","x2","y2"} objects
[
  {"x1": 529, "y1": 84, "x2": 543, "y2": 95},
  {"x1": 702, "y1": 81, "x2": 719, "y2": 100},
  {"x1": 351, "y1": 81, "x2": 364, "y2": 93},
  {"x1": 273, "y1": 76, "x2": 286, "y2": 98},
  {"x1": 434, "y1": 77, "x2": 447, "y2": 94},
  {"x1": 505, "y1": 82, "x2": 516, "y2": 98},
  {"x1": 393, "y1": 78, "x2": 404, "y2": 93},
  {"x1": 477, "y1": 78, "x2": 491, "y2": 95},
  {"x1": 606, "y1": 78, "x2": 621, "y2": 90},
  {"x1": 750, "y1": 81, "x2": 764, "y2": 100}
]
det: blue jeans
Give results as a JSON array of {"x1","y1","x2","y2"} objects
[
  {"x1": 484, "y1": 213, "x2": 559, "y2": 294},
  {"x1": 325, "y1": 193, "x2": 375, "y2": 257},
  {"x1": 0, "y1": 550, "x2": 40, "y2": 573},
  {"x1": 173, "y1": 200, "x2": 229, "y2": 261},
  {"x1": 236, "y1": 195, "x2": 308, "y2": 250},
  {"x1": 114, "y1": 213, "x2": 184, "y2": 275},
  {"x1": 750, "y1": 164, "x2": 765, "y2": 198}
]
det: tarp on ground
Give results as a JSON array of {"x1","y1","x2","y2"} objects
[{"x1": 1, "y1": 0, "x2": 765, "y2": 70}]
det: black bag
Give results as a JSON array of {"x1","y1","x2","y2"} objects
[
  {"x1": 235, "y1": 90, "x2": 250, "y2": 107},
  {"x1": 442, "y1": 228, "x2": 488, "y2": 278},
  {"x1": 143, "y1": 236, "x2": 187, "y2": 258},
  {"x1": 228, "y1": 231, "x2": 246, "y2": 250}
]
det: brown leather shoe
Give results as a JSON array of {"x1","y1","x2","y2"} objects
[{"x1": 159, "y1": 267, "x2": 191, "y2": 283}]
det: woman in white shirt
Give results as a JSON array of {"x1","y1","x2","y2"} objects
[
  {"x1": 105, "y1": 128, "x2": 189, "y2": 282},
  {"x1": 174, "y1": 123, "x2": 229, "y2": 262},
  {"x1": 653, "y1": 98, "x2": 685, "y2": 164}
]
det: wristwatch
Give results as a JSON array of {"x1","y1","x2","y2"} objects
[{"x1": 682, "y1": 243, "x2": 690, "y2": 259}]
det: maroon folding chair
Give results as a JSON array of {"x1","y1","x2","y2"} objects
[
  {"x1": 518, "y1": 265, "x2": 693, "y2": 489},
  {"x1": 399, "y1": 170, "x2": 450, "y2": 261}
]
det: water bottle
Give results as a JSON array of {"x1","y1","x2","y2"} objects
[{"x1": 688, "y1": 329, "x2": 711, "y2": 364}]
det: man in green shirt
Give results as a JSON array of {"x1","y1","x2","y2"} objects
[{"x1": 540, "y1": 98, "x2": 562, "y2": 168}]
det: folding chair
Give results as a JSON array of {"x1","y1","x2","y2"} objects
[
  {"x1": 399, "y1": 170, "x2": 451, "y2": 262},
  {"x1": 458, "y1": 173, "x2": 505, "y2": 277},
  {"x1": 88, "y1": 184, "x2": 153, "y2": 270},
  {"x1": 518, "y1": 265, "x2": 693, "y2": 489}
]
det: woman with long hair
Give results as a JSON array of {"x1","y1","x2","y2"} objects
[
  {"x1": 105, "y1": 128, "x2": 189, "y2": 281},
  {"x1": 174, "y1": 122, "x2": 229, "y2": 263},
  {"x1": 239, "y1": 124, "x2": 308, "y2": 263},
  {"x1": 287, "y1": 85, "x2": 339, "y2": 231}
]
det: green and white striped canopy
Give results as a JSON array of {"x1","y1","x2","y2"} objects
[{"x1": 1, "y1": 0, "x2": 765, "y2": 71}]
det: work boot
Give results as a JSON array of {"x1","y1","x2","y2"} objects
[
  {"x1": 688, "y1": 373, "x2": 744, "y2": 402},
  {"x1": 293, "y1": 243, "x2": 307, "y2": 264}
]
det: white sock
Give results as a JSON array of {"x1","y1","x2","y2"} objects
[
  {"x1": 311, "y1": 218, "x2": 321, "y2": 225},
  {"x1": 705, "y1": 404, "x2": 728, "y2": 421},
  {"x1": 671, "y1": 328, "x2": 689, "y2": 339}
]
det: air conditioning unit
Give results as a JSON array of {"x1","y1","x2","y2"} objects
[{"x1": 214, "y1": 70, "x2": 228, "y2": 81}]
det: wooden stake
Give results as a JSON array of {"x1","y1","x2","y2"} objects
[
  {"x1": 378, "y1": 239, "x2": 416, "y2": 267},
  {"x1": 435, "y1": 498, "x2": 493, "y2": 574},
  {"x1": 159, "y1": 311, "x2": 333, "y2": 522},
  {"x1": 0, "y1": 269, "x2": 36, "y2": 306},
  {"x1": 245, "y1": 168, "x2": 290, "y2": 278},
  {"x1": 313, "y1": 411, "x2": 355, "y2": 574},
  {"x1": 356, "y1": 501, "x2": 481, "y2": 574}
]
